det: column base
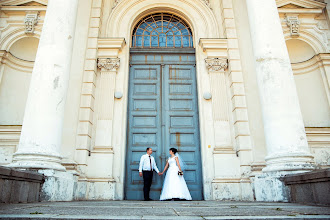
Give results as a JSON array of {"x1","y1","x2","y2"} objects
[
  {"x1": 39, "y1": 169, "x2": 77, "y2": 201},
  {"x1": 263, "y1": 152, "x2": 315, "y2": 173},
  {"x1": 254, "y1": 172, "x2": 290, "y2": 202},
  {"x1": 7, "y1": 152, "x2": 66, "y2": 171}
]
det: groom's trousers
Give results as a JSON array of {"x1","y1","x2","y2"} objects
[{"x1": 142, "y1": 171, "x2": 153, "y2": 200}]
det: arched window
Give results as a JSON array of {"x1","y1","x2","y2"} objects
[{"x1": 132, "y1": 13, "x2": 193, "y2": 48}]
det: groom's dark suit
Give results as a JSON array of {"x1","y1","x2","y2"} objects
[{"x1": 139, "y1": 153, "x2": 159, "y2": 200}]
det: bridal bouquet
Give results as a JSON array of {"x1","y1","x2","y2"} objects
[{"x1": 178, "y1": 171, "x2": 183, "y2": 176}]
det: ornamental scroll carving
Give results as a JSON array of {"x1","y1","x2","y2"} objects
[
  {"x1": 97, "y1": 58, "x2": 120, "y2": 72},
  {"x1": 286, "y1": 14, "x2": 300, "y2": 37},
  {"x1": 24, "y1": 11, "x2": 39, "y2": 34},
  {"x1": 205, "y1": 58, "x2": 228, "y2": 72}
]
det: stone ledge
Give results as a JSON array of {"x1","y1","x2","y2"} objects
[
  {"x1": 0, "y1": 166, "x2": 44, "y2": 183},
  {"x1": 0, "y1": 166, "x2": 45, "y2": 203},
  {"x1": 281, "y1": 169, "x2": 330, "y2": 185},
  {"x1": 281, "y1": 169, "x2": 330, "y2": 205}
]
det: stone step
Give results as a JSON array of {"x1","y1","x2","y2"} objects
[{"x1": 1, "y1": 214, "x2": 330, "y2": 220}]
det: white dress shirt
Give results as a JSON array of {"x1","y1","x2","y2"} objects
[{"x1": 139, "y1": 154, "x2": 159, "y2": 173}]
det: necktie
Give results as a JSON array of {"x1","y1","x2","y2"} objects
[{"x1": 149, "y1": 156, "x2": 153, "y2": 171}]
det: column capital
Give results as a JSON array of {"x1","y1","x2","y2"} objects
[
  {"x1": 205, "y1": 58, "x2": 228, "y2": 73},
  {"x1": 97, "y1": 58, "x2": 120, "y2": 72}
]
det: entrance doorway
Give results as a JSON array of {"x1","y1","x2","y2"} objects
[{"x1": 124, "y1": 13, "x2": 203, "y2": 200}]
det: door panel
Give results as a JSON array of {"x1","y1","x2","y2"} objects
[
  {"x1": 125, "y1": 55, "x2": 203, "y2": 200},
  {"x1": 125, "y1": 65, "x2": 162, "y2": 200},
  {"x1": 163, "y1": 64, "x2": 203, "y2": 200}
]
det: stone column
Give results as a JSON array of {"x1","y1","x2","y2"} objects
[
  {"x1": 9, "y1": 0, "x2": 79, "y2": 171},
  {"x1": 246, "y1": 0, "x2": 314, "y2": 173},
  {"x1": 246, "y1": 0, "x2": 314, "y2": 201}
]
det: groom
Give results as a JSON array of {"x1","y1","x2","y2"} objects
[{"x1": 139, "y1": 147, "x2": 161, "y2": 201}]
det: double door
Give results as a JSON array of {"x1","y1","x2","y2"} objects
[{"x1": 125, "y1": 53, "x2": 203, "y2": 200}]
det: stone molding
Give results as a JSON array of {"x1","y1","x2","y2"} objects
[
  {"x1": 0, "y1": 50, "x2": 34, "y2": 72},
  {"x1": 285, "y1": 14, "x2": 300, "y2": 37},
  {"x1": 291, "y1": 53, "x2": 329, "y2": 75},
  {"x1": 205, "y1": 58, "x2": 228, "y2": 72},
  {"x1": 0, "y1": 0, "x2": 47, "y2": 6},
  {"x1": 24, "y1": 11, "x2": 39, "y2": 34},
  {"x1": 97, "y1": 38, "x2": 126, "y2": 58},
  {"x1": 276, "y1": 0, "x2": 326, "y2": 10},
  {"x1": 97, "y1": 58, "x2": 120, "y2": 72},
  {"x1": 112, "y1": 0, "x2": 211, "y2": 9}
]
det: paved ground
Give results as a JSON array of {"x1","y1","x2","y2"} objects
[{"x1": 0, "y1": 201, "x2": 329, "y2": 220}]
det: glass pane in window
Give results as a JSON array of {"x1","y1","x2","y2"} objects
[
  {"x1": 136, "y1": 28, "x2": 143, "y2": 35},
  {"x1": 183, "y1": 36, "x2": 189, "y2": 47},
  {"x1": 140, "y1": 23, "x2": 148, "y2": 29},
  {"x1": 181, "y1": 29, "x2": 189, "y2": 35},
  {"x1": 167, "y1": 36, "x2": 174, "y2": 47},
  {"x1": 132, "y1": 13, "x2": 193, "y2": 48},
  {"x1": 163, "y1": 21, "x2": 169, "y2": 28},
  {"x1": 171, "y1": 26, "x2": 179, "y2": 32},
  {"x1": 174, "y1": 31, "x2": 181, "y2": 36},
  {"x1": 151, "y1": 36, "x2": 158, "y2": 47},
  {"x1": 159, "y1": 33, "x2": 166, "y2": 47},
  {"x1": 156, "y1": 21, "x2": 162, "y2": 27},
  {"x1": 177, "y1": 23, "x2": 185, "y2": 30},
  {"x1": 150, "y1": 22, "x2": 157, "y2": 28},
  {"x1": 136, "y1": 36, "x2": 142, "y2": 47},
  {"x1": 146, "y1": 26, "x2": 153, "y2": 32},
  {"x1": 168, "y1": 23, "x2": 175, "y2": 29},
  {"x1": 144, "y1": 36, "x2": 150, "y2": 47},
  {"x1": 175, "y1": 36, "x2": 181, "y2": 47}
]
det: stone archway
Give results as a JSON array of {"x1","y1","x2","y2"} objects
[{"x1": 103, "y1": 0, "x2": 222, "y2": 200}]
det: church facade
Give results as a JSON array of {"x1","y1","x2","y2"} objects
[{"x1": 0, "y1": 0, "x2": 329, "y2": 201}]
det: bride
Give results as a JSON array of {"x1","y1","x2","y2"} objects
[{"x1": 159, "y1": 148, "x2": 192, "y2": 201}]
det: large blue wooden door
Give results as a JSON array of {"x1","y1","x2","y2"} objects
[{"x1": 125, "y1": 53, "x2": 203, "y2": 200}]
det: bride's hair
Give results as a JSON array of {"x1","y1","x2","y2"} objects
[{"x1": 169, "y1": 148, "x2": 178, "y2": 154}]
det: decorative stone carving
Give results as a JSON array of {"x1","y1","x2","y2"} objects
[
  {"x1": 201, "y1": 0, "x2": 211, "y2": 8},
  {"x1": 112, "y1": 0, "x2": 121, "y2": 8},
  {"x1": 97, "y1": 58, "x2": 120, "y2": 71},
  {"x1": 286, "y1": 14, "x2": 300, "y2": 37},
  {"x1": 24, "y1": 11, "x2": 39, "y2": 34},
  {"x1": 205, "y1": 58, "x2": 228, "y2": 72}
]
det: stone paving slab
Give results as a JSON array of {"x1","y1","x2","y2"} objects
[{"x1": 0, "y1": 201, "x2": 329, "y2": 220}]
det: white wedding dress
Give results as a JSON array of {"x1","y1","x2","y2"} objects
[{"x1": 159, "y1": 156, "x2": 192, "y2": 200}]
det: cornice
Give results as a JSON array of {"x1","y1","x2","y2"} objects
[
  {"x1": 199, "y1": 38, "x2": 228, "y2": 58},
  {"x1": 276, "y1": 0, "x2": 326, "y2": 9},
  {"x1": 97, "y1": 38, "x2": 126, "y2": 58},
  {"x1": 0, "y1": 0, "x2": 47, "y2": 6}
]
